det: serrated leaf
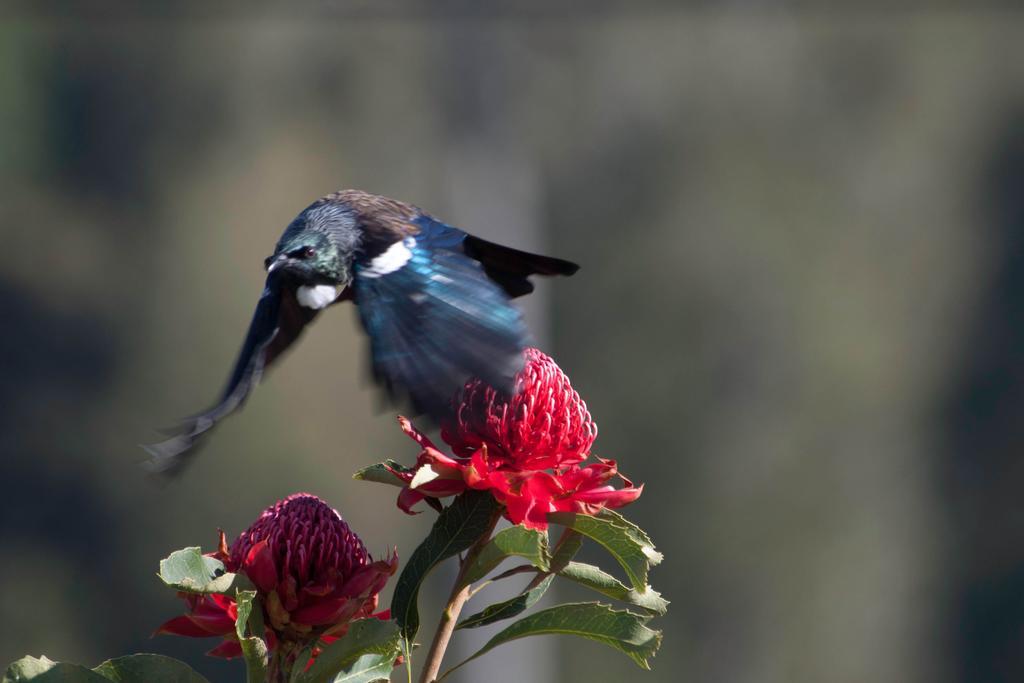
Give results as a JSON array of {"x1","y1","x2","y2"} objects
[
  {"x1": 3, "y1": 657, "x2": 108, "y2": 683},
  {"x1": 597, "y1": 509, "x2": 664, "y2": 566},
  {"x1": 93, "y1": 654, "x2": 211, "y2": 682},
  {"x1": 330, "y1": 653, "x2": 394, "y2": 683},
  {"x1": 3, "y1": 656, "x2": 56, "y2": 681},
  {"x1": 559, "y1": 562, "x2": 669, "y2": 616},
  {"x1": 158, "y1": 547, "x2": 247, "y2": 594},
  {"x1": 353, "y1": 461, "x2": 412, "y2": 488},
  {"x1": 456, "y1": 574, "x2": 554, "y2": 630},
  {"x1": 461, "y1": 526, "x2": 549, "y2": 585},
  {"x1": 297, "y1": 619, "x2": 400, "y2": 683},
  {"x1": 442, "y1": 602, "x2": 661, "y2": 677},
  {"x1": 547, "y1": 513, "x2": 658, "y2": 591},
  {"x1": 390, "y1": 490, "x2": 499, "y2": 641},
  {"x1": 234, "y1": 590, "x2": 268, "y2": 683}
]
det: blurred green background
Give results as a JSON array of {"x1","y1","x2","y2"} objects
[{"x1": 3, "y1": 4, "x2": 1024, "y2": 682}]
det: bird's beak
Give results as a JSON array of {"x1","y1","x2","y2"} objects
[{"x1": 266, "y1": 254, "x2": 287, "y2": 273}]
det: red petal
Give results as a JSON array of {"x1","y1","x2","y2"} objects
[
  {"x1": 595, "y1": 483, "x2": 644, "y2": 509},
  {"x1": 207, "y1": 639, "x2": 244, "y2": 659},
  {"x1": 415, "y1": 476, "x2": 467, "y2": 497},
  {"x1": 399, "y1": 415, "x2": 440, "y2": 450},
  {"x1": 291, "y1": 597, "x2": 349, "y2": 626},
  {"x1": 564, "y1": 462, "x2": 643, "y2": 511},
  {"x1": 243, "y1": 540, "x2": 278, "y2": 593},
  {"x1": 154, "y1": 615, "x2": 217, "y2": 638},
  {"x1": 188, "y1": 612, "x2": 236, "y2": 635},
  {"x1": 418, "y1": 447, "x2": 466, "y2": 471},
  {"x1": 397, "y1": 488, "x2": 426, "y2": 515},
  {"x1": 503, "y1": 475, "x2": 557, "y2": 530},
  {"x1": 337, "y1": 561, "x2": 392, "y2": 600},
  {"x1": 464, "y1": 450, "x2": 490, "y2": 489},
  {"x1": 209, "y1": 592, "x2": 236, "y2": 612}
]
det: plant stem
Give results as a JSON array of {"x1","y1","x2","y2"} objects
[
  {"x1": 266, "y1": 641, "x2": 301, "y2": 683},
  {"x1": 418, "y1": 510, "x2": 501, "y2": 683},
  {"x1": 266, "y1": 648, "x2": 284, "y2": 683}
]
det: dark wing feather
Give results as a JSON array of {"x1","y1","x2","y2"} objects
[
  {"x1": 463, "y1": 234, "x2": 579, "y2": 298},
  {"x1": 142, "y1": 274, "x2": 318, "y2": 475},
  {"x1": 354, "y1": 221, "x2": 529, "y2": 420}
]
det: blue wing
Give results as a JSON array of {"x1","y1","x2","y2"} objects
[
  {"x1": 354, "y1": 216, "x2": 529, "y2": 420},
  {"x1": 143, "y1": 272, "x2": 319, "y2": 475}
]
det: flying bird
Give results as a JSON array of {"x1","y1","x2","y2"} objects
[{"x1": 144, "y1": 190, "x2": 578, "y2": 474}]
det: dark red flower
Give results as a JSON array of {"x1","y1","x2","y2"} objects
[
  {"x1": 392, "y1": 348, "x2": 641, "y2": 530},
  {"x1": 229, "y1": 493, "x2": 396, "y2": 639},
  {"x1": 157, "y1": 493, "x2": 396, "y2": 658}
]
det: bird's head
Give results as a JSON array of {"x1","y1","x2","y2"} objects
[
  {"x1": 265, "y1": 231, "x2": 343, "y2": 283},
  {"x1": 265, "y1": 200, "x2": 360, "y2": 284}
]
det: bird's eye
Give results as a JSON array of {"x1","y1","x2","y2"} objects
[{"x1": 288, "y1": 246, "x2": 316, "y2": 259}]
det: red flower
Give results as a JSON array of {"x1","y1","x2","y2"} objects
[
  {"x1": 230, "y1": 494, "x2": 396, "y2": 638},
  {"x1": 391, "y1": 348, "x2": 641, "y2": 530},
  {"x1": 157, "y1": 493, "x2": 397, "y2": 658},
  {"x1": 441, "y1": 347, "x2": 597, "y2": 470}
]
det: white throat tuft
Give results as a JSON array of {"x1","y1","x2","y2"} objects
[{"x1": 296, "y1": 284, "x2": 341, "y2": 310}]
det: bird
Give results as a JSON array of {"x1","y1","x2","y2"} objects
[{"x1": 143, "y1": 189, "x2": 579, "y2": 475}]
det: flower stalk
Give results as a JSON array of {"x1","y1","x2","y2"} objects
[
  {"x1": 418, "y1": 508, "x2": 502, "y2": 683},
  {"x1": 266, "y1": 644, "x2": 291, "y2": 683}
]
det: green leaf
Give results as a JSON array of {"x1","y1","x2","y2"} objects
[
  {"x1": 559, "y1": 562, "x2": 669, "y2": 616},
  {"x1": 93, "y1": 654, "x2": 211, "y2": 682},
  {"x1": 297, "y1": 619, "x2": 400, "y2": 683},
  {"x1": 4, "y1": 657, "x2": 108, "y2": 683},
  {"x1": 233, "y1": 590, "x2": 268, "y2": 683},
  {"x1": 456, "y1": 574, "x2": 554, "y2": 630},
  {"x1": 157, "y1": 547, "x2": 250, "y2": 594},
  {"x1": 353, "y1": 461, "x2": 413, "y2": 488},
  {"x1": 547, "y1": 513, "x2": 660, "y2": 591},
  {"x1": 390, "y1": 490, "x2": 499, "y2": 641},
  {"x1": 461, "y1": 526, "x2": 549, "y2": 585},
  {"x1": 442, "y1": 603, "x2": 661, "y2": 678},
  {"x1": 4, "y1": 656, "x2": 57, "y2": 681},
  {"x1": 330, "y1": 653, "x2": 395, "y2": 683},
  {"x1": 597, "y1": 509, "x2": 664, "y2": 566},
  {"x1": 3, "y1": 655, "x2": 211, "y2": 683}
]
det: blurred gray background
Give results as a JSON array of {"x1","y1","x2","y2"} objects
[{"x1": 3, "y1": 4, "x2": 1024, "y2": 682}]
